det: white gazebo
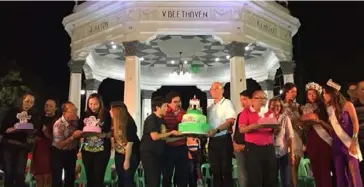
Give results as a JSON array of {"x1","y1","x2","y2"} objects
[{"x1": 63, "y1": 0, "x2": 300, "y2": 137}]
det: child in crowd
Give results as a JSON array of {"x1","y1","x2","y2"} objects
[
  {"x1": 187, "y1": 137, "x2": 203, "y2": 187},
  {"x1": 75, "y1": 152, "x2": 85, "y2": 187}
]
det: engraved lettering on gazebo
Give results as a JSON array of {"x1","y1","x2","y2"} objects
[
  {"x1": 86, "y1": 21, "x2": 109, "y2": 36},
  {"x1": 161, "y1": 9, "x2": 209, "y2": 19}
]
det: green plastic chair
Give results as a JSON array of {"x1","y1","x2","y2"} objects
[
  {"x1": 104, "y1": 158, "x2": 117, "y2": 187},
  {"x1": 232, "y1": 161, "x2": 239, "y2": 187},
  {"x1": 297, "y1": 158, "x2": 316, "y2": 187},
  {"x1": 135, "y1": 163, "x2": 145, "y2": 187},
  {"x1": 201, "y1": 163, "x2": 213, "y2": 187},
  {"x1": 74, "y1": 159, "x2": 87, "y2": 186},
  {"x1": 25, "y1": 159, "x2": 36, "y2": 187}
]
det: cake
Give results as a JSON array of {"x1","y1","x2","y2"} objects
[
  {"x1": 14, "y1": 111, "x2": 34, "y2": 130},
  {"x1": 83, "y1": 116, "x2": 102, "y2": 133},
  {"x1": 258, "y1": 113, "x2": 279, "y2": 125},
  {"x1": 178, "y1": 96, "x2": 211, "y2": 134}
]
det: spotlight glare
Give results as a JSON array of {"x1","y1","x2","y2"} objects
[
  {"x1": 112, "y1": 45, "x2": 117, "y2": 49},
  {"x1": 215, "y1": 58, "x2": 219, "y2": 62},
  {"x1": 171, "y1": 60, "x2": 175, "y2": 64}
]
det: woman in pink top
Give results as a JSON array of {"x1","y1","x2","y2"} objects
[{"x1": 239, "y1": 90, "x2": 278, "y2": 187}]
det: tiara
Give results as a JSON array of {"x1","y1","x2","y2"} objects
[
  {"x1": 327, "y1": 79, "x2": 341, "y2": 91},
  {"x1": 305, "y1": 82, "x2": 322, "y2": 94}
]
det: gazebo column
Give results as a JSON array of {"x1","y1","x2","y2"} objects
[
  {"x1": 142, "y1": 90, "x2": 153, "y2": 123},
  {"x1": 280, "y1": 61, "x2": 295, "y2": 83},
  {"x1": 259, "y1": 79, "x2": 275, "y2": 113},
  {"x1": 228, "y1": 41, "x2": 247, "y2": 112},
  {"x1": 259, "y1": 79, "x2": 275, "y2": 100},
  {"x1": 84, "y1": 79, "x2": 102, "y2": 109},
  {"x1": 123, "y1": 41, "x2": 142, "y2": 138},
  {"x1": 85, "y1": 79, "x2": 101, "y2": 99},
  {"x1": 68, "y1": 60, "x2": 85, "y2": 117},
  {"x1": 204, "y1": 91, "x2": 214, "y2": 107}
]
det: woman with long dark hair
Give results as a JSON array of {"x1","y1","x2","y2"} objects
[
  {"x1": 110, "y1": 101, "x2": 140, "y2": 187},
  {"x1": 0, "y1": 93, "x2": 40, "y2": 187},
  {"x1": 31, "y1": 99, "x2": 59, "y2": 187},
  {"x1": 300, "y1": 82, "x2": 333, "y2": 187},
  {"x1": 281, "y1": 82, "x2": 302, "y2": 187},
  {"x1": 323, "y1": 80, "x2": 362, "y2": 187},
  {"x1": 80, "y1": 93, "x2": 112, "y2": 187}
]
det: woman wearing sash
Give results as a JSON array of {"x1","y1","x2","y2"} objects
[
  {"x1": 323, "y1": 79, "x2": 362, "y2": 187},
  {"x1": 281, "y1": 83, "x2": 303, "y2": 187},
  {"x1": 300, "y1": 82, "x2": 333, "y2": 187}
]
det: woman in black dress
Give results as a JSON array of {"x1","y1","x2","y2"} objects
[
  {"x1": 0, "y1": 93, "x2": 40, "y2": 187},
  {"x1": 110, "y1": 101, "x2": 140, "y2": 187},
  {"x1": 80, "y1": 93, "x2": 112, "y2": 187}
]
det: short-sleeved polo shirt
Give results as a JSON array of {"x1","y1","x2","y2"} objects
[
  {"x1": 207, "y1": 98, "x2": 236, "y2": 137},
  {"x1": 52, "y1": 116, "x2": 78, "y2": 150}
]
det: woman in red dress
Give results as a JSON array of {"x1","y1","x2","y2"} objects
[
  {"x1": 301, "y1": 83, "x2": 334, "y2": 187},
  {"x1": 31, "y1": 99, "x2": 58, "y2": 187}
]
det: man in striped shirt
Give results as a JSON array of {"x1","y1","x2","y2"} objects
[
  {"x1": 355, "y1": 81, "x2": 364, "y2": 183},
  {"x1": 162, "y1": 91, "x2": 188, "y2": 187}
]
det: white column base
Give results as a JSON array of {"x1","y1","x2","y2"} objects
[
  {"x1": 124, "y1": 56, "x2": 142, "y2": 138},
  {"x1": 142, "y1": 98, "x2": 152, "y2": 122},
  {"x1": 68, "y1": 73, "x2": 82, "y2": 117},
  {"x1": 284, "y1": 74, "x2": 294, "y2": 84},
  {"x1": 230, "y1": 56, "x2": 246, "y2": 112}
]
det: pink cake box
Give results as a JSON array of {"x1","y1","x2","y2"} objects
[
  {"x1": 82, "y1": 126, "x2": 101, "y2": 137},
  {"x1": 12, "y1": 123, "x2": 35, "y2": 133},
  {"x1": 257, "y1": 117, "x2": 281, "y2": 129}
]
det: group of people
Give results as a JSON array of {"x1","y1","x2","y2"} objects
[
  {"x1": 1, "y1": 79, "x2": 364, "y2": 187},
  {"x1": 234, "y1": 79, "x2": 364, "y2": 187},
  {"x1": 0, "y1": 93, "x2": 140, "y2": 187}
]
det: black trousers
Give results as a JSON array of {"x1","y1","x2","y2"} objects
[
  {"x1": 82, "y1": 150, "x2": 110, "y2": 187},
  {"x1": 115, "y1": 152, "x2": 139, "y2": 187},
  {"x1": 244, "y1": 142, "x2": 277, "y2": 187},
  {"x1": 162, "y1": 145, "x2": 189, "y2": 187},
  {"x1": 1, "y1": 143, "x2": 28, "y2": 187},
  {"x1": 141, "y1": 151, "x2": 162, "y2": 187},
  {"x1": 208, "y1": 135, "x2": 233, "y2": 187},
  {"x1": 51, "y1": 147, "x2": 77, "y2": 187}
]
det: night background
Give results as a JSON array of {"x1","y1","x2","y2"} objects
[{"x1": 0, "y1": 1, "x2": 364, "y2": 111}]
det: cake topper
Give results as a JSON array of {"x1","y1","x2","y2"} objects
[
  {"x1": 16, "y1": 111, "x2": 32, "y2": 123},
  {"x1": 189, "y1": 95, "x2": 201, "y2": 110},
  {"x1": 305, "y1": 82, "x2": 322, "y2": 94},
  {"x1": 84, "y1": 116, "x2": 103, "y2": 127},
  {"x1": 327, "y1": 79, "x2": 341, "y2": 91}
]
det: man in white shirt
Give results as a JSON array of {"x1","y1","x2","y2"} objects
[{"x1": 207, "y1": 82, "x2": 236, "y2": 187}]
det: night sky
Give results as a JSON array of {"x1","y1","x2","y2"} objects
[{"x1": 1, "y1": 1, "x2": 364, "y2": 110}]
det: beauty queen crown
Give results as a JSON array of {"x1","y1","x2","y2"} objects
[
  {"x1": 327, "y1": 79, "x2": 341, "y2": 91},
  {"x1": 305, "y1": 82, "x2": 322, "y2": 94}
]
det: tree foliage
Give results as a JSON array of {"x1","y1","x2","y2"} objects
[{"x1": 0, "y1": 59, "x2": 31, "y2": 108}]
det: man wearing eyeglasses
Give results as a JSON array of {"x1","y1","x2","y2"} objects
[
  {"x1": 51, "y1": 102, "x2": 83, "y2": 187},
  {"x1": 162, "y1": 91, "x2": 188, "y2": 187},
  {"x1": 207, "y1": 82, "x2": 236, "y2": 187}
]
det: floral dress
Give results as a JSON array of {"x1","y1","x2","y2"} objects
[{"x1": 283, "y1": 101, "x2": 304, "y2": 157}]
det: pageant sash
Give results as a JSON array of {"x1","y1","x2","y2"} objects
[
  {"x1": 313, "y1": 124, "x2": 333, "y2": 146},
  {"x1": 327, "y1": 106, "x2": 363, "y2": 161}
]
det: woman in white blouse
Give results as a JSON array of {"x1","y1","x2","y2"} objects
[{"x1": 269, "y1": 97, "x2": 295, "y2": 187}]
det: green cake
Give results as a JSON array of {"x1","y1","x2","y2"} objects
[{"x1": 178, "y1": 96, "x2": 210, "y2": 134}]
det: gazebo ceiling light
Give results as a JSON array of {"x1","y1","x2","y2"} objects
[{"x1": 170, "y1": 52, "x2": 191, "y2": 77}]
